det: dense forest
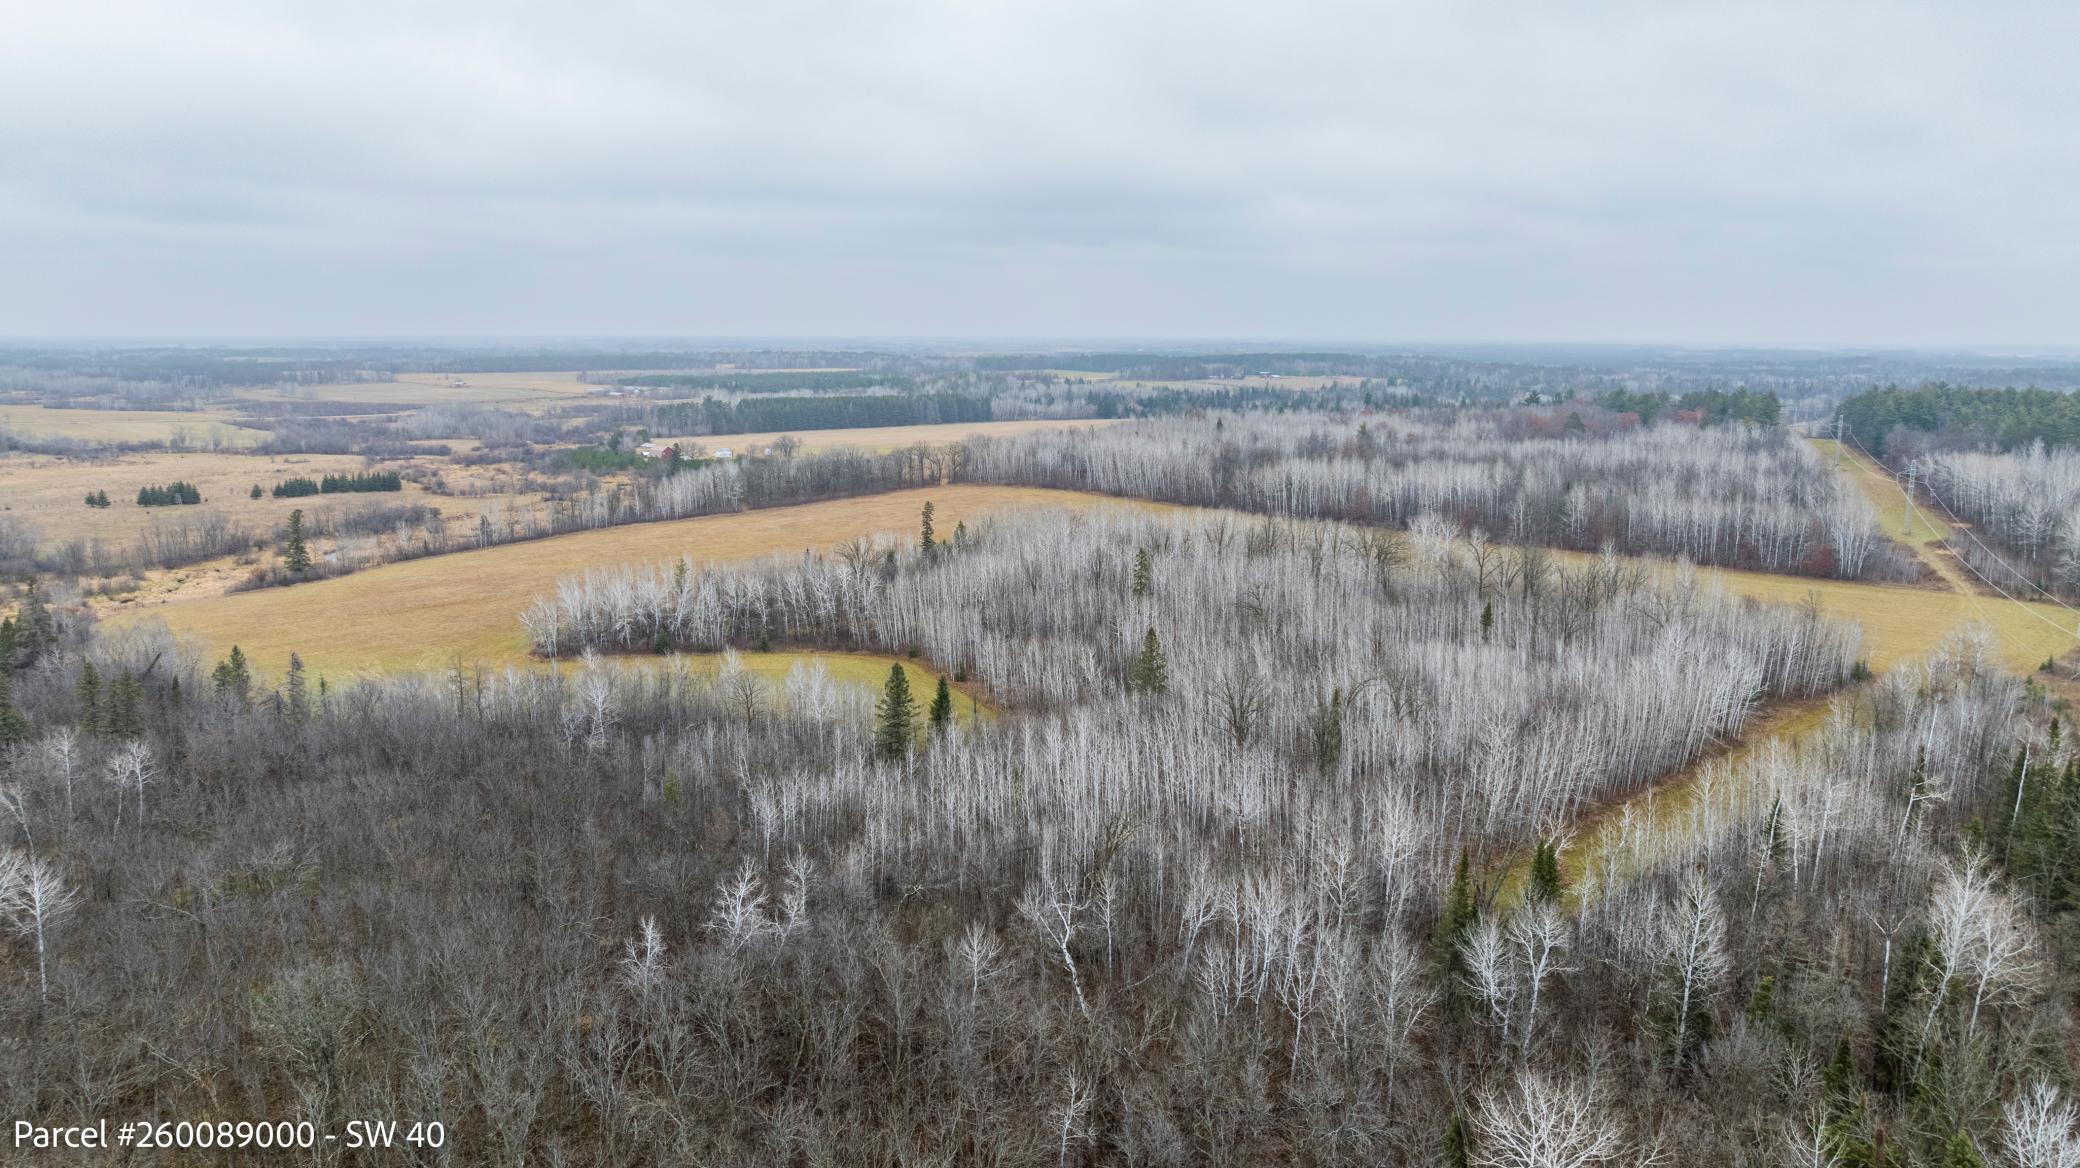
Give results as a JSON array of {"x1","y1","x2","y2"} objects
[
  {"x1": 958, "y1": 410, "x2": 1900, "y2": 580},
  {"x1": 1, "y1": 499, "x2": 2074, "y2": 1164},
  {"x1": 649, "y1": 392, "x2": 995, "y2": 436},
  {"x1": 1838, "y1": 385, "x2": 2080, "y2": 457}
]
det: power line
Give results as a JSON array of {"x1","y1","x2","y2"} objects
[{"x1": 1838, "y1": 425, "x2": 2080, "y2": 648}]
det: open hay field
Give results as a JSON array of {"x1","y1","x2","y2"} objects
[
  {"x1": 107, "y1": 485, "x2": 1157, "y2": 680},
  {"x1": 664, "y1": 417, "x2": 1118, "y2": 455},
  {"x1": 0, "y1": 450, "x2": 390, "y2": 544},
  {"x1": 0, "y1": 404, "x2": 264, "y2": 446},
  {"x1": 1551, "y1": 550, "x2": 2077, "y2": 674},
  {"x1": 236, "y1": 371, "x2": 597, "y2": 413}
]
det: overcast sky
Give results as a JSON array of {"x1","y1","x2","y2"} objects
[{"x1": 3, "y1": 1, "x2": 2075, "y2": 345}]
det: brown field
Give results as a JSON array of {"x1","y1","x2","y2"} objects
[
  {"x1": 0, "y1": 450, "x2": 394, "y2": 543},
  {"x1": 107, "y1": 485, "x2": 1160, "y2": 680},
  {"x1": 664, "y1": 417, "x2": 1119, "y2": 455},
  {"x1": 237, "y1": 371, "x2": 597, "y2": 414},
  {"x1": 0, "y1": 404, "x2": 264, "y2": 446}
]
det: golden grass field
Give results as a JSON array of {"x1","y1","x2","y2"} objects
[
  {"x1": 0, "y1": 450, "x2": 392, "y2": 543},
  {"x1": 1632, "y1": 557, "x2": 2075, "y2": 674},
  {"x1": 662, "y1": 417, "x2": 1119, "y2": 455},
  {"x1": 108, "y1": 485, "x2": 1156, "y2": 681},
  {"x1": 0, "y1": 404, "x2": 264, "y2": 446}
]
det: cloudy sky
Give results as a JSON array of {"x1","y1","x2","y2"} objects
[{"x1": 3, "y1": 1, "x2": 2075, "y2": 344}]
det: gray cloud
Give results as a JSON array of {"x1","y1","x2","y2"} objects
[{"x1": 4, "y1": 0, "x2": 2076, "y2": 343}]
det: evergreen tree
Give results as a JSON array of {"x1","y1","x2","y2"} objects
[
  {"x1": 212, "y1": 646, "x2": 251, "y2": 705},
  {"x1": 1433, "y1": 850, "x2": 1480, "y2": 1017},
  {"x1": 10, "y1": 583, "x2": 55, "y2": 668},
  {"x1": 874, "y1": 664, "x2": 918, "y2": 761},
  {"x1": 920, "y1": 500, "x2": 937, "y2": 555},
  {"x1": 1131, "y1": 547, "x2": 1153, "y2": 598},
  {"x1": 1480, "y1": 599, "x2": 1494, "y2": 642},
  {"x1": 1307, "y1": 687, "x2": 1344, "y2": 772},
  {"x1": 249, "y1": 483, "x2": 262, "y2": 499},
  {"x1": 1441, "y1": 1110, "x2": 1471, "y2": 1168},
  {"x1": 0, "y1": 671, "x2": 27, "y2": 747},
  {"x1": 1527, "y1": 838, "x2": 1563, "y2": 904},
  {"x1": 284, "y1": 509, "x2": 312, "y2": 574},
  {"x1": 1941, "y1": 1131, "x2": 1984, "y2": 1168},
  {"x1": 928, "y1": 675, "x2": 953, "y2": 733},
  {"x1": 1746, "y1": 973, "x2": 1777, "y2": 1027},
  {"x1": 106, "y1": 670, "x2": 143, "y2": 737},
  {"x1": 285, "y1": 653, "x2": 309, "y2": 720},
  {"x1": 952, "y1": 520, "x2": 968, "y2": 548},
  {"x1": 1565, "y1": 410, "x2": 1587, "y2": 434},
  {"x1": 74, "y1": 660, "x2": 102, "y2": 733},
  {"x1": 1128, "y1": 627, "x2": 1168, "y2": 695},
  {"x1": 1822, "y1": 1039, "x2": 1879, "y2": 1167}
]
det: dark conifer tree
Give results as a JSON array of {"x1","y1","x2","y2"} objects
[
  {"x1": 1441, "y1": 1111, "x2": 1471, "y2": 1168},
  {"x1": 0, "y1": 671, "x2": 27, "y2": 747},
  {"x1": 1941, "y1": 1131, "x2": 1985, "y2": 1167},
  {"x1": 213, "y1": 646, "x2": 251, "y2": 705},
  {"x1": 874, "y1": 664, "x2": 918, "y2": 761},
  {"x1": 106, "y1": 670, "x2": 143, "y2": 737},
  {"x1": 920, "y1": 500, "x2": 936, "y2": 555},
  {"x1": 1433, "y1": 850, "x2": 1480, "y2": 1018},
  {"x1": 1527, "y1": 838, "x2": 1563, "y2": 904},
  {"x1": 929, "y1": 675, "x2": 953, "y2": 733},
  {"x1": 1131, "y1": 547, "x2": 1153, "y2": 598},
  {"x1": 284, "y1": 509, "x2": 312, "y2": 574},
  {"x1": 74, "y1": 660, "x2": 102, "y2": 733},
  {"x1": 1128, "y1": 627, "x2": 1168, "y2": 695},
  {"x1": 285, "y1": 653, "x2": 309, "y2": 721}
]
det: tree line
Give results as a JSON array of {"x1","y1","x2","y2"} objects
[
  {"x1": 957, "y1": 410, "x2": 1903, "y2": 580},
  {"x1": 133, "y1": 481, "x2": 201, "y2": 506},
  {"x1": 1839, "y1": 383, "x2": 2080, "y2": 457}
]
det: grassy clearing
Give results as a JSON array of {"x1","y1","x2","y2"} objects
[
  {"x1": 1809, "y1": 436, "x2": 1960, "y2": 553},
  {"x1": 1620, "y1": 557, "x2": 2076, "y2": 674},
  {"x1": 108, "y1": 485, "x2": 1159, "y2": 679},
  {"x1": 660, "y1": 417, "x2": 1119, "y2": 455},
  {"x1": 0, "y1": 404, "x2": 264, "y2": 446},
  {"x1": 0, "y1": 450, "x2": 392, "y2": 543}
]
